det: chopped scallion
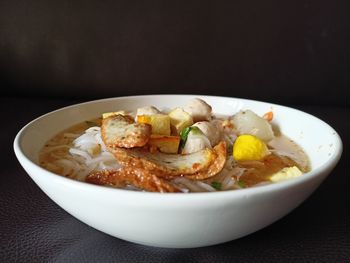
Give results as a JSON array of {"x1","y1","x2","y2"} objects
[
  {"x1": 180, "y1": 126, "x2": 202, "y2": 148},
  {"x1": 211, "y1": 181, "x2": 222, "y2": 191},
  {"x1": 237, "y1": 180, "x2": 246, "y2": 188}
]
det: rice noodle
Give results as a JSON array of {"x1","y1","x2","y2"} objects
[
  {"x1": 221, "y1": 173, "x2": 235, "y2": 190},
  {"x1": 69, "y1": 148, "x2": 92, "y2": 161},
  {"x1": 40, "y1": 126, "x2": 120, "y2": 181},
  {"x1": 173, "y1": 177, "x2": 214, "y2": 192},
  {"x1": 196, "y1": 181, "x2": 216, "y2": 192},
  {"x1": 40, "y1": 107, "x2": 309, "y2": 193},
  {"x1": 41, "y1": 145, "x2": 71, "y2": 153},
  {"x1": 63, "y1": 133, "x2": 81, "y2": 138},
  {"x1": 54, "y1": 159, "x2": 80, "y2": 176},
  {"x1": 86, "y1": 126, "x2": 101, "y2": 133},
  {"x1": 43, "y1": 125, "x2": 247, "y2": 192},
  {"x1": 85, "y1": 152, "x2": 115, "y2": 166}
]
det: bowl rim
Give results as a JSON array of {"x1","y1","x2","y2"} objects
[{"x1": 13, "y1": 94, "x2": 343, "y2": 200}]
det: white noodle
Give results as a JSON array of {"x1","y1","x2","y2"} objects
[
  {"x1": 94, "y1": 132, "x2": 108, "y2": 151},
  {"x1": 173, "y1": 177, "x2": 208, "y2": 192},
  {"x1": 196, "y1": 182, "x2": 216, "y2": 192},
  {"x1": 86, "y1": 126, "x2": 101, "y2": 133},
  {"x1": 41, "y1": 145, "x2": 70, "y2": 153},
  {"x1": 74, "y1": 136, "x2": 97, "y2": 148},
  {"x1": 54, "y1": 159, "x2": 80, "y2": 176},
  {"x1": 47, "y1": 124, "x2": 243, "y2": 192},
  {"x1": 63, "y1": 133, "x2": 81, "y2": 138},
  {"x1": 69, "y1": 148, "x2": 92, "y2": 161},
  {"x1": 221, "y1": 173, "x2": 235, "y2": 190},
  {"x1": 85, "y1": 154, "x2": 115, "y2": 166},
  {"x1": 44, "y1": 126, "x2": 122, "y2": 181}
]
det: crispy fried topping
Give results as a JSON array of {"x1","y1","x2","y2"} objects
[
  {"x1": 86, "y1": 168, "x2": 180, "y2": 193},
  {"x1": 108, "y1": 146, "x2": 216, "y2": 177},
  {"x1": 186, "y1": 141, "x2": 227, "y2": 180},
  {"x1": 101, "y1": 115, "x2": 151, "y2": 148}
]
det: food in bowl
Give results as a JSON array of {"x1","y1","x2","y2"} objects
[
  {"x1": 14, "y1": 95, "x2": 342, "y2": 248},
  {"x1": 39, "y1": 98, "x2": 310, "y2": 192}
]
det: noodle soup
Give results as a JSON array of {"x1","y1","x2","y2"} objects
[{"x1": 39, "y1": 98, "x2": 309, "y2": 192}]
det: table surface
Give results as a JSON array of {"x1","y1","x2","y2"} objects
[{"x1": 1, "y1": 97, "x2": 349, "y2": 263}]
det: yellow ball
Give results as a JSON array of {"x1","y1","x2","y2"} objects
[{"x1": 233, "y1": 134, "x2": 269, "y2": 161}]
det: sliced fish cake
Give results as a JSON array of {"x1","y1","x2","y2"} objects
[
  {"x1": 109, "y1": 145, "x2": 216, "y2": 177},
  {"x1": 186, "y1": 141, "x2": 227, "y2": 180},
  {"x1": 101, "y1": 114, "x2": 151, "y2": 148}
]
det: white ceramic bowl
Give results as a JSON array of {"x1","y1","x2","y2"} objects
[{"x1": 14, "y1": 95, "x2": 342, "y2": 248}]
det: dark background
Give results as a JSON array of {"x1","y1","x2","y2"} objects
[
  {"x1": 1, "y1": 0, "x2": 349, "y2": 262},
  {"x1": 1, "y1": 0, "x2": 350, "y2": 105}
]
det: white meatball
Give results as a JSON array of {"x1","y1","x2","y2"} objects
[
  {"x1": 136, "y1": 106, "x2": 160, "y2": 116},
  {"x1": 232, "y1": 110, "x2": 274, "y2": 142},
  {"x1": 182, "y1": 130, "x2": 211, "y2": 154},
  {"x1": 182, "y1": 98, "x2": 212, "y2": 122},
  {"x1": 192, "y1": 121, "x2": 221, "y2": 146}
]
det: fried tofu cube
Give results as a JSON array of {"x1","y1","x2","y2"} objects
[
  {"x1": 102, "y1": 111, "x2": 127, "y2": 119},
  {"x1": 148, "y1": 135, "x2": 180, "y2": 153},
  {"x1": 270, "y1": 166, "x2": 303, "y2": 182},
  {"x1": 137, "y1": 114, "x2": 171, "y2": 135},
  {"x1": 168, "y1": 107, "x2": 193, "y2": 134},
  {"x1": 136, "y1": 106, "x2": 160, "y2": 116}
]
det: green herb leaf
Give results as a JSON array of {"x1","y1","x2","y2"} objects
[
  {"x1": 179, "y1": 126, "x2": 202, "y2": 148},
  {"x1": 189, "y1": 126, "x2": 202, "y2": 135},
  {"x1": 85, "y1": 121, "x2": 98, "y2": 127},
  {"x1": 237, "y1": 180, "x2": 246, "y2": 188},
  {"x1": 211, "y1": 181, "x2": 222, "y2": 191},
  {"x1": 180, "y1": 127, "x2": 191, "y2": 147}
]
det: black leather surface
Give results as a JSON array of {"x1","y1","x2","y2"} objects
[{"x1": 1, "y1": 97, "x2": 349, "y2": 262}]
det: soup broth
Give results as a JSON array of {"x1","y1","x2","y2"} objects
[{"x1": 40, "y1": 98, "x2": 310, "y2": 192}]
